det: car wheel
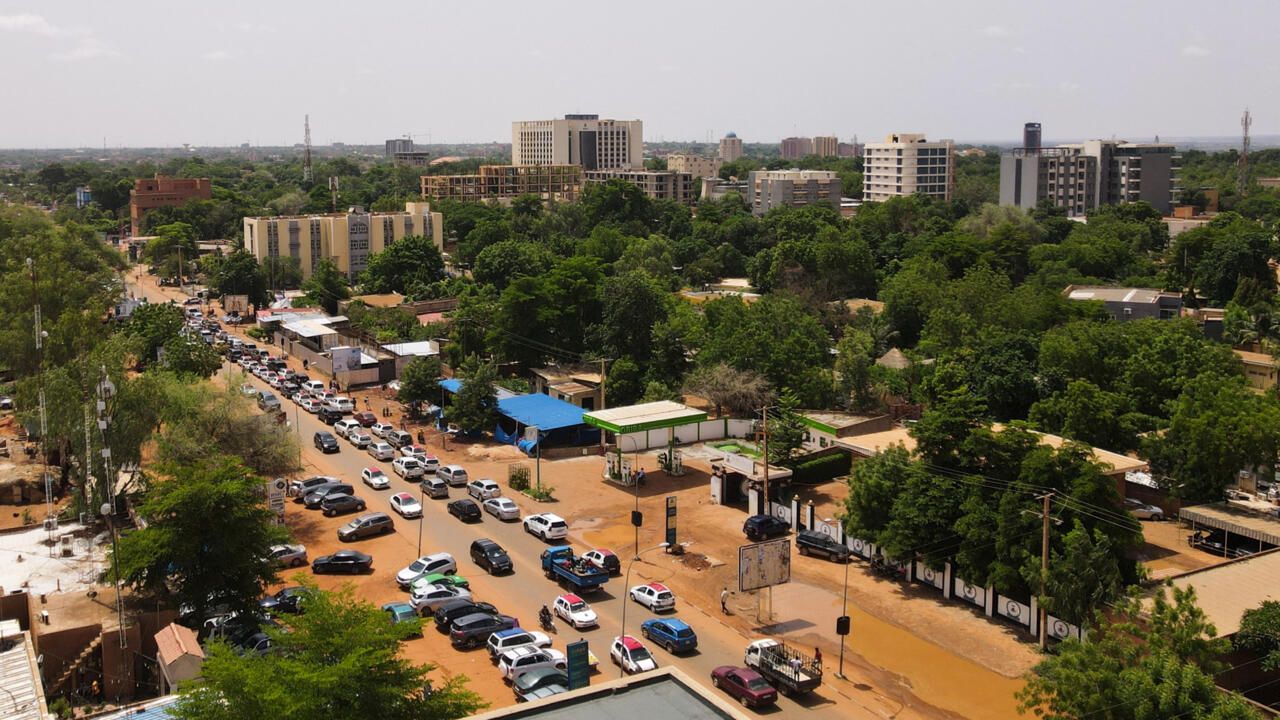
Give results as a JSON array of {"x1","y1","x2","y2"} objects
[
  {"x1": 292, "y1": 558, "x2": 304, "y2": 567},
  {"x1": 799, "y1": 546, "x2": 809, "y2": 556},
  {"x1": 641, "y1": 627, "x2": 650, "y2": 639}
]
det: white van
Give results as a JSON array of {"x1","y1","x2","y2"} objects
[
  {"x1": 302, "y1": 380, "x2": 326, "y2": 395},
  {"x1": 437, "y1": 465, "x2": 469, "y2": 487}
]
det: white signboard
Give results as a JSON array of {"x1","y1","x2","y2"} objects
[
  {"x1": 722, "y1": 452, "x2": 756, "y2": 477},
  {"x1": 265, "y1": 477, "x2": 287, "y2": 524},
  {"x1": 738, "y1": 538, "x2": 791, "y2": 593},
  {"x1": 223, "y1": 294, "x2": 249, "y2": 313},
  {"x1": 330, "y1": 346, "x2": 362, "y2": 374}
]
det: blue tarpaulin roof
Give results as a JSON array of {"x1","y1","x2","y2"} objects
[
  {"x1": 438, "y1": 378, "x2": 518, "y2": 400},
  {"x1": 497, "y1": 392, "x2": 587, "y2": 432}
]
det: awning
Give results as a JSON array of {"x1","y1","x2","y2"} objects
[
  {"x1": 1179, "y1": 502, "x2": 1280, "y2": 547},
  {"x1": 583, "y1": 401, "x2": 707, "y2": 434}
]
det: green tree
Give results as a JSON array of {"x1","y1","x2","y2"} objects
[
  {"x1": 173, "y1": 583, "x2": 484, "y2": 720},
  {"x1": 604, "y1": 358, "x2": 644, "y2": 407},
  {"x1": 262, "y1": 256, "x2": 304, "y2": 290},
  {"x1": 112, "y1": 456, "x2": 287, "y2": 623},
  {"x1": 473, "y1": 240, "x2": 555, "y2": 291},
  {"x1": 302, "y1": 258, "x2": 351, "y2": 314},
  {"x1": 842, "y1": 444, "x2": 912, "y2": 544},
  {"x1": 681, "y1": 363, "x2": 773, "y2": 417},
  {"x1": 145, "y1": 222, "x2": 199, "y2": 277},
  {"x1": 594, "y1": 270, "x2": 669, "y2": 365},
  {"x1": 361, "y1": 235, "x2": 445, "y2": 296},
  {"x1": 157, "y1": 379, "x2": 300, "y2": 477},
  {"x1": 1029, "y1": 380, "x2": 1151, "y2": 453},
  {"x1": 162, "y1": 334, "x2": 223, "y2": 378},
  {"x1": 397, "y1": 355, "x2": 443, "y2": 407},
  {"x1": 834, "y1": 329, "x2": 876, "y2": 410},
  {"x1": 447, "y1": 356, "x2": 500, "y2": 433},
  {"x1": 1235, "y1": 601, "x2": 1280, "y2": 672},
  {"x1": 127, "y1": 302, "x2": 185, "y2": 367},
  {"x1": 1041, "y1": 520, "x2": 1123, "y2": 627},
  {"x1": 209, "y1": 249, "x2": 269, "y2": 307},
  {"x1": 766, "y1": 389, "x2": 806, "y2": 467}
]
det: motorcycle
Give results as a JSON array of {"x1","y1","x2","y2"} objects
[{"x1": 538, "y1": 607, "x2": 555, "y2": 633}]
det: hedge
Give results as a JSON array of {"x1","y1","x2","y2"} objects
[{"x1": 791, "y1": 453, "x2": 852, "y2": 484}]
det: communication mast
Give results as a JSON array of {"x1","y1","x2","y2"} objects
[
  {"x1": 1239, "y1": 109, "x2": 1252, "y2": 197},
  {"x1": 303, "y1": 114, "x2": 314, "y2": 185}
]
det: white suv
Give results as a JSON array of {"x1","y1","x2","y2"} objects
[
  {"x1": 498, "y1": 646, "x2": 567, "y2": 681},
  {"x1": 467, "y1": 479, "x2": 501, "y2": 500},
  {"x1": 523, "y1": 513, "x2": 568, "y2": 541},
  {"x1": 333, "y1": 419, "x2": 360, "y2": 438}
]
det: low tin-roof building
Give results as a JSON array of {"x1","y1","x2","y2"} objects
[{"x1": 469, "y1": 667, "x2": 752, "y2": 720}]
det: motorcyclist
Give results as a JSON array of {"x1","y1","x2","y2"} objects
[{"x1": 539, "y1": 604, "x2": 553, "y2": 627}]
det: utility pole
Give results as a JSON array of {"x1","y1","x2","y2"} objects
[
  {"x1": 1024, "y1": 492, "x2": 1060, "y2": 652},
  {"x1": 1239, "y1": 109, "x2": 1253, "y2": 198},
  {"x1": 599, "y1": 358, "x2": 607, "y2": 410}
]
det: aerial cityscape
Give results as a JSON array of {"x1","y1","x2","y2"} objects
[{"x1": 2, "y1": 2, "x2": 1280, "y2": 719}]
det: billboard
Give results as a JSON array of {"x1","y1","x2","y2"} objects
[
  {"x1": 265, "y1": 477, "x2": 287, "y2": 525},
  {"x1": 223, "y1": 294, "x2": 249, "y2": 313},
  {"x1": 738, "y1": 538, "x2": 791, "y2": 593},
  {"x1": 330, "y1": 346, "x2": 362, "y2": 374}
]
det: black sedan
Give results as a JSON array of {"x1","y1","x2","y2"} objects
[
  {"x1": 313, "y1": 431, "x2": 340, "y2": 453},
  {"x1": 447, "y1": 498, "x2": 482, "y2": 523},
  {"x1": 312, "y1": 550, "x2": 373, "y2": 574},
  {"x1": 259, "y1": 586, "x2": 309, "y2": 615},
  {"x1": 321, "y1": 494, "x2": 367, "y2": 517}
]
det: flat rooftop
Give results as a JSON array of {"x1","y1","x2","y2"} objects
[
  {"x1": 583, "y1": 401, "x2": 707, "y2": 434},
  {"x1": 0, "y1": 521, "x2": 103, "y2": 596},
  {"x1": 471, "y1": 667, "x2": 749, "y2": 720},
  {"x1": 1064, "y1": 285, "x2": 1178, "y2": 304},
  {"x1": 1179, "y1": 502, "x2": 1280, "y2": 548},
  {"x1": 1166, "y1": 549, "x2": 1280, "y2": 636}
]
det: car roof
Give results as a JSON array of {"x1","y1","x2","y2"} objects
[
  {"x1": 425, "y1": 552, "x2": 452, "y2": 561},
  {"x1": 644, "y1": 582, "x2": 669, "y2": 592},
  {"x1": 646, "y1": 617, "x2": 690, "y2": 631},
  {"x1": 493, "y1": 628, "x2": 529, "y2": 639},
  {"x1": 393, "y1": 492, "x2": 416, "y2": 501},
  {"x1": 364, "y1": 466, "x2": 384, "y2": 473},
  {"x1": 559, "y1": 593, "x2": 585, "y2": 604},
  {"x1": 333, "y1": 550, "x2": 370, "y2": 560},
  {"x1": 383, "y1": 601, "x2": 413, "y2": 612},
  {"x1": 592, "y1": 548, "x2": 616, "y2": 557},
  {"x1": 619, "y1": 635, "x2": 644, "y2": 650}
]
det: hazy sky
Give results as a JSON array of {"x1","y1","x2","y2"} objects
[{"x1": 1, "y1": 0, "x2": 1275, "y2": 148}]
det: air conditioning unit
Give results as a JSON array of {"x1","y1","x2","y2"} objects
[{"x1": 43, "y1": 517, "x2": 58, "y2": 532}]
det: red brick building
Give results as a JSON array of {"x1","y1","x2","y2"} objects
[{"x1": 129, "y1": 175, "x2": 212, "y2": 235}]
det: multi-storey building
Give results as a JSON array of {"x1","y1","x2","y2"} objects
[
  {"x1": 813, "y1": 136, "x2": 839, "y2": 158},
  {"x1": 130, "y1": 175, "x2": 213, "y2": 235},
  {"x1": 780, "y1": 136, "x2": 815, "y2": 160},
  {"x1": 719, "y1": 132, "x2": 744, "y2": 162},
  {"x1": 421, "y1": 165, "x2": 582, "y2": 203},
  {"x1": 584, "y1": 169, "x2": 694, "y2": 205},
  {"x1": 512, "y1": 114, "x2": 643, "y2": 170},
  {"x1": 746, "y1": 169, "x2": 841, "y2": 215},
  {"x1": 861, "y1": 133, "x2": 955, "y2": 202},
  {"x1": 385, "y1": 138, "x2": 414, "y2": 157},
  {"x1": 999, "y1": 134, "x2": 1181, "y2": 216},
  {"x1": 665, "y1": 154, "x2": 723, "y2": 178},
  {"x1": 242, "y1": 202, "x2": 443, "y2": 282}
]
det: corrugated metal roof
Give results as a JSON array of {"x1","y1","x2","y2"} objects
[
  {"x1": 1179, "y1": 502, "x2": 1280, "y2": 547},
  {"x1": 582, "y1": 402, "x2": 706, "y2": 434},
  {"x1": 0, "y1": 629, "x2": 50, "y2": 720},
  {"x1": 1166, "y1": 548, "x2": 1280, "y2": 636}
]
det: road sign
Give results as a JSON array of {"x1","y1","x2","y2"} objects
[
  {"x1": 266, "y1": 477, "x2": 287, "y2": 524},
  {"x1": 738, "y1": 538, "x2": 791, "y2": 593},
  {"x1": 665, "y1": 495, "x2": 677, "y2": 547},
  {"x1": 566, "y1": 640, "x2": 590, "y2": 690}
]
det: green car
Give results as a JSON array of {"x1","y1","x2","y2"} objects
[
  {"x1": 421, "y1": 573, "x2": 470, "y2": 590},
  {"x1": 382, "y1": 602, "x2": 422, "y2": 635}
]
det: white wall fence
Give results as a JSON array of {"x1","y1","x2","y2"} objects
[
  {"x1": 619, "y1": 418, "x2": 755, "y2": 451},
  {"x1": 767, "y1": 500, "x2": 1083, "y2": 643}
]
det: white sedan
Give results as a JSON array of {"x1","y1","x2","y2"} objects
[
  {"x1": 347, "y1": 430, "x2": 372, "y2": 449},
  {"x1": 483, "y1": 497, "x2": 520, "y2": 521},
  {"x1": 409, "y1": 584, "x2": 470, "y2": 612},
  {"x1": 360, "y1": 467, "x2": 390, "y2": 490},
  {"x1": 392, "y1": 457, "x2": 425, "y2": 480},
  {"x1": 299, "y1": 398, "x2": 320, "y2": 414},
  {"x1": 268, "y1": 543, "x2": 308, "y2": 568},
  {"x1": 553, "y1": 593, "x2": 598, "y2": 629},
  {"x1": 371, "y1": 423, "x2": 395, "y2": 438},
  {"x1": 367, "y1": 442, "x2": 395, "y2": 461},
  {"x1": 629, "y1": 582, "x2": 676, "y2": 612},
  {"x1": 389, "y1": 492, "x2": 422, "y2": 519}
]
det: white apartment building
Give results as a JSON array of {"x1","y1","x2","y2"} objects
[
  {"x1": 719, "y1": 132, "x2": 744, "y2": 162},
  {"x1": 666, "y1": 154, "x2": 723, "y2": 178},
  {"x1": 512, "y1": 114, "x2": 643, "y2": 170},
  {"x1": 747, "y1": 169, "x2": 841, "y2": 215},
  {"x1": 862, "y1": 133, "x2": 956, "y2": 202}
]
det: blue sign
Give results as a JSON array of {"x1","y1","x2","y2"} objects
[{"x1": 566, "y1": 640, "x2": 590, "y2": 690}]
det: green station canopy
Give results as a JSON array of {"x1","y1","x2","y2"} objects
[{"x1": 582, "y1": 401, "x2": 707, "y2": 435}]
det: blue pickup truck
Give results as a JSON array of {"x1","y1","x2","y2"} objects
[{"x1": 540, "y1": 546, "x2": 609, "y2": 593}]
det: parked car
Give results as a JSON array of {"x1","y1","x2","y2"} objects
[
  {"x1": 795, "y1": 530, "x2": 851, "y2": 562},
  {"x1": 483, "y1": 497, "x2": 520, "y2": 521},
  {"x1": 337, "y1": 512, "x2": 394, "y2": 541},
  {"x1": 313, "y1": 431, "x2": 340, "y2": 453},
  {"x1": 583, "y1": 549, "x2": 621, "y2": 575},
  {"x1": 467, "y1": 478, "x2": 502, "y2": 501},
  {"x1": 396, "y1": 553, "x2": 458, "y2": 588},
  {"x1": 311, "y1": 549, "x2": 373, "y2": 574},
  {"x1": 434, "y1": 601, "x2": 498, "y2": 634},
  {"x1": 326, "y1": 396, "x2": 355, "y2": 413},
  {"x1": 448, "y1": 498, "x2": 482, "y2": 522},
  {"x1": 317, "y1": 406, "x2": 344, "y2": 425},
  {"x1": 389, "y1": 492, "x2": 423, "y2": 519},
  {"x1": 400, "y1": 444, "x2": 428, "y2": 459},
  {"x1": 1124, "y1": 497, "x2": 1165, "y2": 521},
  {"x1": 352, "y1": 411, "x2": 377, "y2": 427},
  {"x1": 711, "y1": 666, "x2": 778, "y2": 709},
  {"x1": 268, "y1": 543, "x2": 308, "y2": 568},
  {"x1": 743, "y1": 514, "x2": 791, "y2": 541},
  {"x1": 450, "y1": 613, "x2": 517, "y2": 649},
  {"x1": 382, "y1": 602, "x2": 420, "y2": 634},
  {"x1": 299, "y1": 398, "x2": 321, "y2": 413},
  {"x1": 289, "y1": 475, "x2": 337, "y2": 498},
  {"x1": 321, "y1": 493, "x2": 366, "y2": 517},
  {"x1": 610, "y1": 635, "x2": 657, "y2": 674},
  {"x1": 470, "y1": 538, "x2": 513, "y2": 574},
  {"x1": 239, "y1": 383, "x2": 257, "y2": 397},
  {"x1": 333, "y1": 419, "x2": 360, "y2": 438},
  {"x1": 641, "y1": 618, "x2": 698, "y2": 653},
  {"x1": 259, "y1": 586, "x2": 309, "y2": 615},
  {"x1": 487, "y1": 628, "x2": 553, "y2": 661},
  {"x1": 418, "y1": 454, "x2": 441, "y2": 474},
  {"x1": 301, "y1": 380, "x2": 325, "y2": 394},
  {"x1": 367, "y1": 442, "x2": 396, "y2": 461},
  {"x1": 257, "y1": 392, "x2": 281, "y2": 412},
  {"x1": 419, "y1": 572, "x2": 470, "y2": 591},
  {"x1": 499, "y1": 646, "x2": 567, "y2": 682},
  {"x1": 513, "y1": 668, "x2": 569, "y2": 702},
  {"x1": 392, "y1": 457, "x2": 425, "y2": 480},
  {"x1": 370, "y1": 422, "x2": 395, "y2": 438},
  {"x1": 360, "y1": 467, "x2": 391, "y2": 490},
  {"x1": 422, "y1": 476, "x2": 449, "y2": 499},
  {"x1": 437, "y1": 464, "x2": 469, "y2": 487},
  {"x1": 553, "y1": 593, "x2": 598, "y2": 629},
  {"x1": 385, "y1": 429, "x2": 414, "y2": 449},
  {"x1": 347, "y1": 430, "x2": 372, "y2": 449},
  {"x1": 524, "y1": 513, "x2": 568, "y2": 541},
  {"x1": 303, "y1": 484, "x2": 354, "y2": 509},
  {"x1": 409, "y1": 584, "x2": 471, "y2": 612},
  {"x1": 629, "y1": 582, "x2": 676, "y2": 612}
]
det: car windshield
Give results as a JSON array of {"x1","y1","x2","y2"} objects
[
  {"x1": 746, "y1": 677, "x2": 771, "y2": 691},
  {"x1": 409, "y1": 560, "x2": 426, "y2": 572},
  {"x1": 674, "y1": 628, "x2": 694, "y2": 638},
  {"x1": 569, "y1": 601, "x2": 586, "y2": 612},
  {"x1": 628, "y1": 647, "x2": 651, "y2": 661}
]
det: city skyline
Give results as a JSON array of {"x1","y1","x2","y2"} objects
[{"x1": 0, "y1": 0, "x2": 1276, "y2": 148}]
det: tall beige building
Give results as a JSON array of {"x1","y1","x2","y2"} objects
[
  {"x1": 666, "y1": 154, "x2": 723, "y2": 178},
  {"x1": 780, "y1": 137, "x2": 814, "y2": 160},
  {"x1": 512, "y1": 114, "x2": 643, "y2": 170},
  {"x1": 862, "y1": 133, "x2": 955, "y2": 202},
  {"x1": 747, "y1": 169, "x2": 841, "y2": 215},
  {"x1": 243, "y1": 202, "x2": 443, "y2": 281},
  {"x1": 813, "y1": 136, "x2": 839, "y2": 158},
  {"x1": 719, "y1": 132, "x2": 744, "y2": 162},
  {"x1": 422, "y1": 165, "x2": 581, "y2": 203},
  {"x1": 584, "y1": 170, "x2": 695, "y2": 205}
]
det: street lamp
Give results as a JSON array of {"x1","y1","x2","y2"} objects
[
  {"x1": 619, "y1": 435, "x2": 644, "y2": 559},
  {"x1": 617, "y1": 542, "x2": 669, "y2": 678},
  {"x1": 835, "y1": 554, "x2": 851, "y2": 680}
]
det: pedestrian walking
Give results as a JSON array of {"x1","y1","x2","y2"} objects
[
  {"x1": 720, "y1": 588, "x2": 730, "y2": 614},
  {"x1": 814, "y1": 647, "x2": 822, "y2": 668}
]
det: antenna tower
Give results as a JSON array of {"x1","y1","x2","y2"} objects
[
  {"x1": 1239, "y1": 109, "x2": 1252, "y2": 197},
  {"x1": 303, "y1": 115, "x2": 314, "y2": 184}
]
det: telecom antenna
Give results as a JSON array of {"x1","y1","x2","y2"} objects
[
  {"x1": 303, "y1": 114, "x2": 314, "y2": 184},
  {"x1": 1239, "y1": 109, "x2": 1252, "y2": 197}
]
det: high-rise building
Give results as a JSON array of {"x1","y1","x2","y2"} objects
[
  {"x1": 666, "y1": 154, "x2": 723, "y2": 178},
  {"x1": 584, "y1": 170, "x2": 695, "y2": 205},
  {"x1": 747, "y1": 169, "x2": 841, "y2": 215},
  {"x1": 130, "y1": 175, "x2": 213, "y2": 235},
  {"x1": 422, "y1": 165, "x2": 582, "y2": 203},
  {"x1": 861, "y1": 133, "x2": 955, "y2": 202},
  {"x1": 813, "y1": 136, "x2": 839, "y2": 158},
  {"x1": 1023, "y1": 122, "x2": 1042, "y2": 151},
  {"x1": 512, "y1": 115, "x2": 643, "y2": 170},
  {"x1": 999, "y1": 131, "x2": 1181, "y2": 216},
  {"x1": 242, "y1": 202, "x2": 443, "y2": 281},
  {"x1": 719, "y1": 132, "x2": 744, "y2": 162},
  {"x1": 780, "y1": 137, "x2": 815, "y2": 160},
  {"x1": 837, "y1": 141, "x2": 861, "y2": 158},
  {"x1": 385, "y1": 138, "x2": 415, "y2": 157}
]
